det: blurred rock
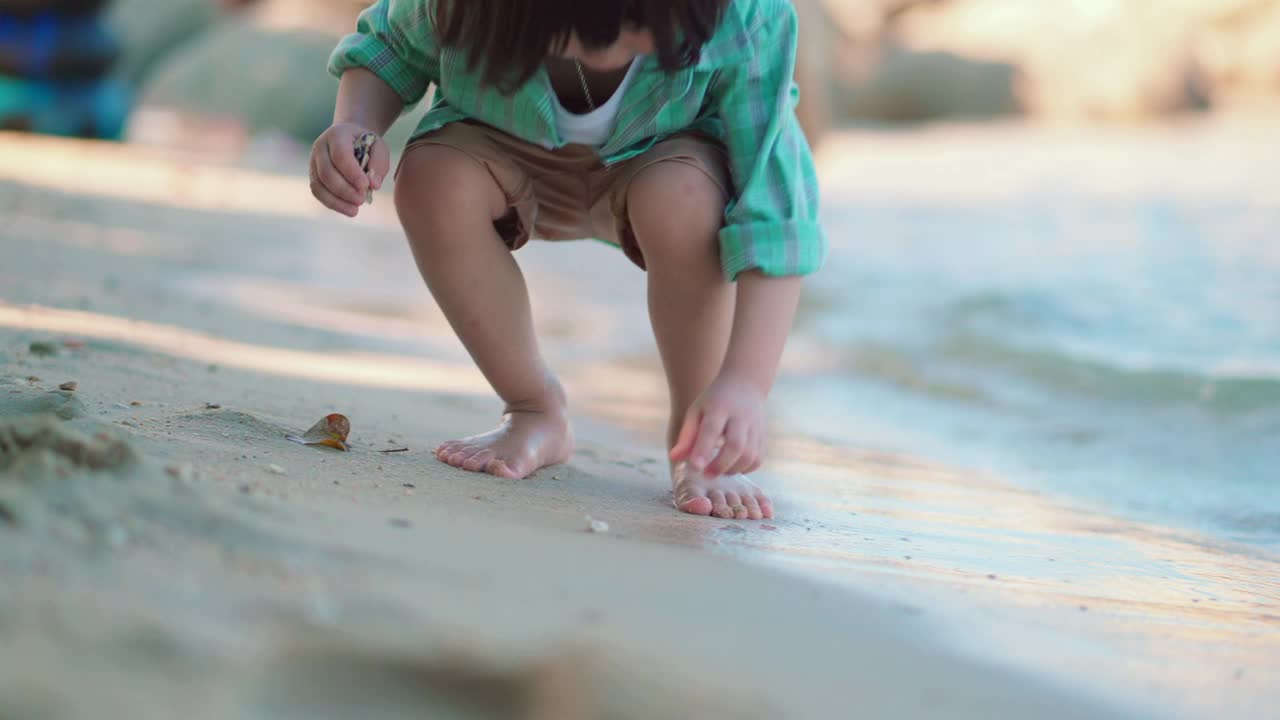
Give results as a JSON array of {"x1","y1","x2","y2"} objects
[
  {"x1": 125, "y1": 0, "x2": 358, "y2": 152},
  {"x1": 804, "y1": 0, "x2": 1279, "y2": 128},
  {"x1": 833, "y1": 44, "x2": 1017, "y2": 124},
  {"x1": 107, "y1": 0, "x2": 220, "y2": 85},
  {"x1": 892, "y1": 0, "x2": 1215, "y2": 122}
]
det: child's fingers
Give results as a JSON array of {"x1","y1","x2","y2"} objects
[
  {"x1": 325, "y1": 133, "x2": 370, "y2": 195},
  {"x1": 313, "y1": 184, "x2": 359, "y2": 217},
  {"x1": 669, "y1": 410, "x2": 700, "y2": 461},
  {"x1": 316, "y1": 151, "x2": 366, "y2": 207},
  {"x1": 309, "y1": 169, "x2": 359, "y2": 217},
  {"x1": 737, "y1": 426, "x2": 764, "y2": 475},
  {"x1": 369, "y1": 136, "x2": 392, "y2": 189},
  {"x1": 706, "y1": 420, "x2": 748, "y2": 476},
  {"x1": 688, "y1": 413, "x2": 727, "y2": 472}
]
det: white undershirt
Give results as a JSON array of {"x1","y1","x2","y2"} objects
[{"x1": 552, "y1": 57, "x2": 643, "y2": 147}]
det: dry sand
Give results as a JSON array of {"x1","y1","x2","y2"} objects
[{"x1": 4, "y1": 128, "x2": 1276, "y2": 719}]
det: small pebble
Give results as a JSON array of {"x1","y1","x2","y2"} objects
[
  {"x1": 130, "y1": 400, "x2": 143, "y2": 407},
  {"x1": 402, "y1": 483, "x2": 416, "y2": 489},
  {"x1": 1079, "y1": 605, "x2": 1088, "y2": 612},
  {"x1": 987, "y1": 574, "x2": 998, "y2": 580},
  {"x1": 206, "y1": 403, "x2": 222, "y2": 409},
  {"x1": 238, "y1": 483, "x2": 253, "y2": 494},
  {"x1": 390, "y1": 518, "x2": 411, "y2": 528},
  {"x1": 585, "y1": 516, "x2": 610, "y2": 534},
  {"x1": 267, "y1": 464, "x2": 286, "y2": 475},
  {"x1": 58, "y1": 381, "x2": 78, "y2": 391},
  {"x1": 165, "y1": 464, "x2": 195, "y2": 483},
  {"x1": 28, "y1": 341, "x2": 57, "y2": 356}
]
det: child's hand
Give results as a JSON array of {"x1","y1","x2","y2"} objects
[
  {"x1": 309, "y1": 122, "x2": 390, "y2": 217},
  {"x1": 670, "y1": 373, "x2": 767, "y2": 478}
]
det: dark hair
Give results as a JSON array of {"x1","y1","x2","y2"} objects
[{"x1": 434, "y1": 0, "x2": 729, "y2": 92}]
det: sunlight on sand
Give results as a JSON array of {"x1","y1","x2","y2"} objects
[
  {"x1": 9, "y1": 131, "x2": 398, "y2": 225},
  {"x1": 704, "y1": 445, "x2": 1280, "y2": 714},
  {"x1": 0, "y1": 303, "x2": 488, "y2": 394},
  {"x1": 741, "y1": 448, "x2": 1280, "y2": 636}
]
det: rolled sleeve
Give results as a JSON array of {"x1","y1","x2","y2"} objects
[
  {"x1": 327, "y1": 0, "x2": 438, "y2": 107},
  {"x1": 713, "y1": 1, "x2": 826, "y2": 280}
]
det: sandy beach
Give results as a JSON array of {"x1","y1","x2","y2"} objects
[{"x1": 4, "y1": 127, "x2": 1278, "y2": 719}]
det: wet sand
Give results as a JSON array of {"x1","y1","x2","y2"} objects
[{"x1": 3, "y1": 128, "x2": 1277, "y2": 719}]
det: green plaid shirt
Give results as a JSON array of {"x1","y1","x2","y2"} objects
[{"x1": 329, "y1": 0, "x2": 824, "y2": 279}]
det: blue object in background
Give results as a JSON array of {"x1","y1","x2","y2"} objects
[
  {"x1": 0, "y1": 5, "x2": 129, "y2": 139},
  {"x1": 0, "y1": 72, "x2": 129, "y2": 138}
]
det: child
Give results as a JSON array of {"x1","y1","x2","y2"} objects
[{"x1": 316, "y1": 0, "x2": 824, "y2": 520}]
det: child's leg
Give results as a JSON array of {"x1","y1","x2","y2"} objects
[
  {"x1": 625, "y1": 162, "x2": 773, "y2": 521},
  {"x1": 394, "y1": 146, "x2": 574, "y2": 479}
]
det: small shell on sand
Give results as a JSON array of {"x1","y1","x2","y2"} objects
[
  {"x1": 267, "y1": 463, "x2": 286, "y2": 475},
  {"x1": 59, "y1": 381, "x2": 78, "y2": 392},
  {"x1": 585, "y1": 516, "x2": 610, "y2": 534},
  {"x1": 286, "y1": 413, "x2": 351, "y2": 452}
]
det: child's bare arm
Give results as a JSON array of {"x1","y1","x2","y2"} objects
[
  {"x1": 310, "y1": 69, "x2": 400, "y2": 217},
  {"x1": 670, "y1": 272, "x2": 803, "y2": 478},
  {"x1": 669, "y1": 1, "x2": 820, "y2": 479},
  {"x1": 334, "y1": 68, "x2": 403, "y2": 136},
  {"x1": 722, "y1": 272, "x2": 804, "y2": 395},
  {"x1": 315, "y1": 0, "x2": 444, "y2": 216}
]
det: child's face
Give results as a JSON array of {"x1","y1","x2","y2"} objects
[{"x1": 556, "y1": 28, "x2": 656, "y2": 72}]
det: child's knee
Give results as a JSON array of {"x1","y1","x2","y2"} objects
[
  {"x1": 626, "y1": 162, "x2": 725, "y2": 250},
  {"x1": 394, "y1": 145, "x2": 505, "y2": 224}
]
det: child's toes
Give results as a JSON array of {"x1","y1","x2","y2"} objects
[
  {"x1": 462, "y1": 450, "x2": 495, "y2": 472},
  {"x1": 756, "y1": 495, "x2": 774, "y2": 519},
  {"x1": 677, "y1": 495, "x2": 714, "y2": 516},
  {"x1": 708, "y1": 490, "x2": 733, "y2": 519},
  {"x1": 486, "y1": 459, "x2": 518, "y2": 479},
  {"x1": 447, "y1": 446, "x2": 480, "y2": 467}
]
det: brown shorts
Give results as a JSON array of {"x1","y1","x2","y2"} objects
[{"x1": 398, "y1": 121, "x2": 732, "y2": 270}]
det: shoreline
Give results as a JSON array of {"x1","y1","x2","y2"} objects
[{"x1": 5, "y1": 130, "x2": 1278, "y2": 719}]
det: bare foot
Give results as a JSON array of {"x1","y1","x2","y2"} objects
[
  {"x1": 671, "y1": 462, "x2": 773, "y2": 520},
  {"x1": 436, "y1": 408, "x2": 574, "y2": 480}
]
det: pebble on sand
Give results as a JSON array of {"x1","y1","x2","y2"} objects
[
  {"x1": 29, "y1": 341, "x2": 58, "y2": 356},
  {"x1": 166, "y1": 464, "x2": 195, "y2": 483},
  {"x1": 59, "y1": 381, "x2": 78, "y2": 391},
  {"x1": 267, "y1": 463, "x2": 286, "y2": 475},
  {"x1": 586, "y1": 516, "x2": 610, "y2": 534}
]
